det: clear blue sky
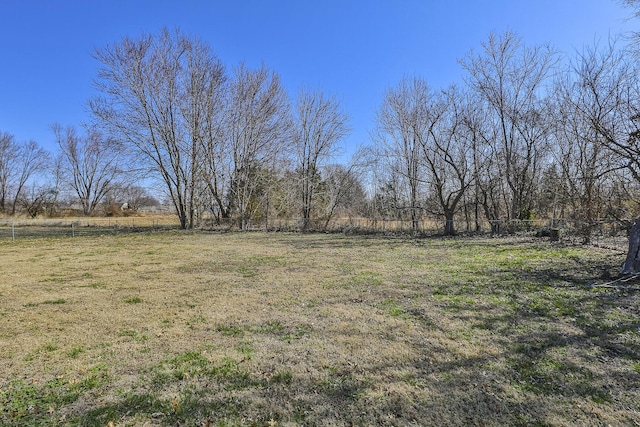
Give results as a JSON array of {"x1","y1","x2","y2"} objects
[{"x1": 0, "y1": 0, "x2": 638, "y2": 160}]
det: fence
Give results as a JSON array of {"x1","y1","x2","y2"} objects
[
  {"x1": 0, "y1": 217, "x2": 180, "y2": 241},
  {"x1": 200, "y1": 216, "x2": 632, "y2": 249},
  {"x1": 0, "y1": 215, "x2": 633, "y2": 252}
]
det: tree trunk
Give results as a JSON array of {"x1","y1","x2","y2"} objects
[
  {"x1": 444, "y1": 210, "x2": 456, "y2": 236},
  {"x1": 621, "y1": 216, "x2": 640, "y2": 275}
]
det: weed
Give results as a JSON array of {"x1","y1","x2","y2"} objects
[
  {"x1": 304, "y1": 299, "x2": 317, "y2": 308},
  {"x1": 344, "y1": 270, "x2": 384, "y2": 288},
  {"x1": 186, "y1": 314, "x2": 206, "y2": 328},
  {"x1": 257, "y1": 320, "x2": 285, "y2": 335},
  {"x1": 41, "y1": 276, "x2": 65, "y2": 283},
  {"x1": 235, "y1": 341, "x2": 255, "y2": 360},
  {"x1": 24, "y1": 298, "x2": 67, "y2": 308},
  {"x1": 286, "y1": 324, "x2": 312, "y2": 341},
  {"x1": 270, "y1": 369, "x2": 293, "y2": 385},
  {"x1": 381, "y1": 298, "x2": 405, "y2": 317},
  {"x1": 216, "y1": 324, "x2": 245, "y2": 337},
  {"x1": 42, "y1": 342, "x2": 59, "y2": 352},
  {"x1": 67, "y1": 346, "x2": 83, "y2": 359},
  {"x1": 320, "y1": 371, "x2": 363, "y2": 400},
  {"x1": 117, "y1": 329, "x2": 148, "y2": 342},
  {"x1": 123, "y1": 296, "x2": 143, "y2": 304},
  {"x1": 255, "y1": 321, "x2": 311, "y2": 341},
  {"x1": 237, "y1": 266, "x2": 257, "y2": 278},
  {"x1": 85, "y1": 282, "x2": 108, "y2": 289}
]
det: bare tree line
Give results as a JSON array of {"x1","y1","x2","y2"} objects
[
  {"x1": 4, "y1": 27, "x2": 640, "y2": 239},
  {"x1": 372, "y1": 31, "x2": 640, "y2": 241}
]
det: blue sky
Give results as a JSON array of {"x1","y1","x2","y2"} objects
[{"x1": 0, "y1": 0, "x2": 638, "y2": 160}]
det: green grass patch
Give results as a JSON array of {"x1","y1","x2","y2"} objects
[
  {"x1": 149, "y1": 351, "x2": 253, "y2": 390},
  {"x1": 380, "y1": 298, "x2": 405, "y2": 317},
  {"x1": 117, "y1": 329, "x2": 148, "y2": 342},
  {"x1": 66, "y1": 346, "x2": 83, "y2": 359},
  {"x1": 0, "y1": 364, "x2": 108, "y2": 426},
  {"x1": 237, "y1": 265, "x2": 257, "y2": 278},
  {"x1": 270, "y1": 369, "x2": 293, "y2": 385},
  {"x1": 254, "y1": 320, "x2": 312, "y2": 341},
  {"x1": 216, "y1": 323, "x2": 245, "y2": 337},
  {"x1": 24, "y1": 298, "x2": 67, "y2": 308}
]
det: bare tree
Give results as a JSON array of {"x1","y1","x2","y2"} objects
[
  {"x1": 0, "y1": 132, "x2": 50, "y2": 215},
  {"x1": 371, "y1": 176, "x2": 405, "y2": 221},
  {"x1": 200, "y1": 85, "x2": 230, "y2": 223},
  {"x1": 53, "y1": 124, "x2": 122, "y2": 216},
  {"x1": 226, "y1": 63, "x2": 292, "y2": 230},
  {"x1": 17, "y1": 184, "x2": 58, "y2": 218},
  {"x1": 123, "y1": 185, "x2": 159, "y2": 211},
  {"x1": 421, "y1": 87, "x2": 473, "y2": 235},
  {"x1": 104, "y1": 183, "x2": 159, "y2": 212},
  {"x1": 621, "y1": 0, "x2": 640, "y2": 17},
  {"x1": 373, "y1": 76, "x2": 435, "y2": 234},
  {"x1": 460, "y1": 31, "x2": 557, "y2": 221},
  {"x1": 294, "y1": 88, "x2": 350, "y2": 229},
  {"x1": 12, "y1": 141, "x2": 50, "y2": 215},
  {"x1": 550, "y1": 41, "x2": 631, "y2": 242},
  {"x1": 184, "y1": 36, "x2": 228, "y2": 226},
  {"x1": 91, "y1": 28, "x2": 226, "y2": 229},
  {"x1": 318, "y1": 146, "x2": 371, "y2": 230},
  {"x1": 0, "y1": 132, "x2": 18, "y2": 213},
  {"x1": 459, "y1": 93, "x2": 504, "y2": 233}
]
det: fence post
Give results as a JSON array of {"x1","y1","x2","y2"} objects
[
  {"x1": 12, "y1": 222, "x2": 15, "y2": 242},
  {"x1": 72, "y1": 222, "x2": 75, "y2": 238}
]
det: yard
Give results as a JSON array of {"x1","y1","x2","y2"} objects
[{"x1": 0, "y1": 232, "x2": 638, "y2": 426}]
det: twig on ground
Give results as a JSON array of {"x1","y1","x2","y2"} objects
[{"x1": 587, "y1": 273, "x2": 640, "y2": 290}]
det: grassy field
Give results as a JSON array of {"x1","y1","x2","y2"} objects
[{"x1": 0, "y1": 232, "x2": 638, "y2": 426}]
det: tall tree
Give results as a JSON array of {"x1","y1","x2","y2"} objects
[
  {"x1": 460, "y1": 31, "x2": 557, "y2": 221},
  {"x1": 550, "y1": 41, "x2": 630, "y2": 242},
  {"x1": 91, "y1": 28, "x2": 226, "y2": 229},
  {"x1": 0, "y1": 132, "x2": 50, "y2": 215},
  {"x1": 226, "y1": 63, "x2": 292, "y2": 230},
  {"x1": 421, "y1": 87, "x2": 473, "y2": 235},
  {"x1": 0, "y1": 132, "x2": 18, "y2": 213},
  {"x1": 294, "y1": 88, "x2": 350, "y2": 230},
  {"x1": 373, "y1": 76, "x2": 434, "y2": 234},
  {"x1": 53, "y1": 124, "x2": 121, "y2": 216},
  {"x1": 460, "y1": 93, "x2": 503, "y2": 232}
]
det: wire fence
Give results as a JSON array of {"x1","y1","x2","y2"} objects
[
  {"x1": 0, "y1": 215, "x2": 633, "y2": 252},
  {"x1": 0, "y1": 217, "x2": 180, "y2": 241},
  {"x1": 203, "y1": 216, "x2": 632, "y2": 251}
]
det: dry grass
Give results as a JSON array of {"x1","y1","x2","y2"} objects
[{"x1": 0, "y1": 232, "x2": 638, "y2": 426}]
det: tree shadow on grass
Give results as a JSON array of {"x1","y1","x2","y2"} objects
[
  {"x1": 72, "y1": 369, "x2": 375, "y2": 426},
  {"x1": 421, "y1": 285, "x2": 638, "y2": 425}
]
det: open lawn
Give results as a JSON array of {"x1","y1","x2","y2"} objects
[{"x1": 0, "y1": 232, "x2": 638, "y2": 426}]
